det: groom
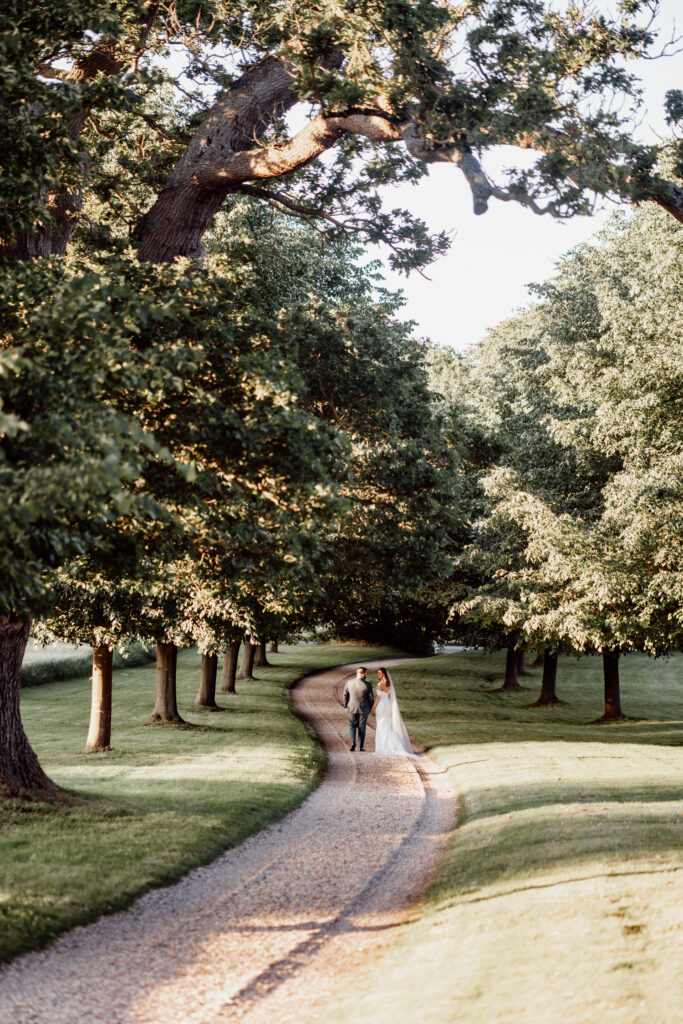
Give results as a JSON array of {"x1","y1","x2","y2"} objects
[{"x1": 343, "y1": 666, "x2": 374, "y2": 752}]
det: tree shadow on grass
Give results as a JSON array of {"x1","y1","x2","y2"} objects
[
  {"x1": 485, "y1": 685, "x2": 530, "y2": 695},
  {"x1": 0, "y1": 775, "x2": 324, "y2": 965},
  {"x1": 428, "y1": 780, "x2": 683, "y2": 906},
  {"x1": 396, "y1": 655, "x2": 683, "y2": 748},
  {"x1": 450, "y1": 862, "x2": 682, "y2": 907},
  {"x1": 527, "y1": 698, "x2": 569, "y2": 708}
]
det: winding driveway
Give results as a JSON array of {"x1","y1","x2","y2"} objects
[{"x1": 0, "y1": 660, "x2": 457, "y2": 1024}]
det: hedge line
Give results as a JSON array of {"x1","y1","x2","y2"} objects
[{"x1": 21, "y1": 642, "x2": 156, "y2": 688}]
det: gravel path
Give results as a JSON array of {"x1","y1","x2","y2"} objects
[{"x1": 0, "y1": 660, "x2": 457, "y2": 1024}]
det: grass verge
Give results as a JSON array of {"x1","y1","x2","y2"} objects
[
  {"x1": 310, "y1": 649, "x2": 683, "y2": 1024},
  {"x1": 1, "y1": 642, "x2": 401, "y2": 963}
]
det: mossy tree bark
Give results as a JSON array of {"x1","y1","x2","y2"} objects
[
  {"x1": 602, "y1": 650, "x2": 624, "y2": 720},
  {"x1": 253, "y1": 642, "x2": 270, "y2": 668},
  {"x1": 85, "y1": 645, "x2": 113, "y2": 751},
  {"x1": 237, "y1": 639, "x2": 256, "y2": 680},
  {"x1": 149, "y1": 642, "x2": 185, "y2": 724},
  {"x1": 531, "y1": 651, "x2": 562, "y2": 706},
  {"x1": 195, "y1": 652, "x2": 219, "y2": 709},
  {"x1": 219, "y1": 642, "x2": 239, "y2": 693},
  {"x1": 502, "y1": 644, "x2": 521, "y2": 690},
  {"x1": 0, "y1": 615, "x2": 56, "y2": 795}
]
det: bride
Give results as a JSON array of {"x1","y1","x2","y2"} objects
[{"x1": 370, "y1": 667, "x2": 413, "y2": 756}]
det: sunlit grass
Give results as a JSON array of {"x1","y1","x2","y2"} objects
[
  {"x1": 0, "y1": 642, "x2": 401, "y2": 963},
  {"x1": 312, "y1": 650, "x2": 683, "y2": 1024}
]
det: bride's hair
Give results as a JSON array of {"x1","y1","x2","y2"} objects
[{"x1": 377, "y1": 667, "x2": 390, "y2": 685}]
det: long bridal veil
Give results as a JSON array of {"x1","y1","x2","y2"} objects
[{"x1": 385, "y1": 669, "x2": 412, "y2": 751}]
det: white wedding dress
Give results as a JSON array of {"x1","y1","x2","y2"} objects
[{"x1": 374, "y1": 675, "x2": 413, "y2": 756}]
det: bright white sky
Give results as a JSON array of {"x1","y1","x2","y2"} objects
[{"x1": 373, "y1": 0, "x2": 682, "y2": 351}]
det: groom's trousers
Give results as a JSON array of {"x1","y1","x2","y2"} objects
[{"x1": 348, "y1": 711, "x2": 368, "y2": 749}]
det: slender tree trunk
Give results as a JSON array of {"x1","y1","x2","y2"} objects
[
  {"x1": 531, "y1": 649, "x2": 545, "y2": 668},
  {"x1": 602, "y1": 650, "x2": 624, "y2": 720},
  {"x1": 531, "y1": 651, "x2": 562, "y2": 707},
  {"x1": 253, "y1": 642, "x2": 270, "y2": 668},
  {"x1": 0, "y1": 616, "x2": 56, "y2": 794},
  {"x1": 267, "y1": 640, "x2": 279, "y2": 654},
  {"x1": 237, "y1": 640, "x2": 256, "y2": 680},
  {"x1": 149, "y1": 642, "x2": 184, "y2": 724},
  {"x1": 195, "y1": 652, "x2": 219, "y2": 709},
  {"x1": 516, "y1": 651, "x2": 528, "y2": 676},
  {"x1": 85, "y1": 645, "x2": 113, "y2": 751},
  {"x1": 219, "y1": 642, "x2": 239, "y2": 693},
  {"x1": 501, "y1": 645, "x2": 521, "y2": 690}
]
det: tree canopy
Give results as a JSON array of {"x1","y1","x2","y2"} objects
[
  {"x1": 449, "y1": 194, "x2": 683, "y2": 711},
  {"x1": 4, "y1": 0, "x2": 683, "y2": 268}
]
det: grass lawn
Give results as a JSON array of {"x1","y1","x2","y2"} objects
[
  {"x1": 311, "y1": 649, "x2": 683, "y2": 1024},
  {"x1": 0, "y1": 641, "x2": 401, "y2": 963}
]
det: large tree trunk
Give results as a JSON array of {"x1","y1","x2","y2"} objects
[
  {"x1": 516, "y1": 651, "x2": 528, "y2": 676},
  {"x1": 137, "y1": 57, "x2": 300, "y2": 263},
  {"x1": 85, "y1": 645, "x2": 113, "y2": 751},
  {"x1": 137, "y1": 184, "x2": 225, "y2": 263},
  {"x1": 531, "y1": 651, "x2": 562, "y2": 707},
  {"x1": 149, "y1": 642, "x2": 184, "y2": 724},
  {"x1": 219, "y1": 642, "x2": 239, "y2": 693},
  {"x1": 237, "y1": 640, "x2": 256, "y2": 680},
  {"x1": 267, "y1": 640, "x2": 279, "y2": 654},
  {"x1": 195, "y1": 652, "x2": 219, "y2": 709},
  {"x1": 501, "y1": 645, "x2": 521, "y2": 690},
  {"x1": 0, "y1": 616, "x2": 56, "y2": 795},
  {"x1": 253, "y1": 642, "x2": 270, "y2": 668},
  {"x1": 602, "y1": 650, "x2": 624, "y2": 720}
]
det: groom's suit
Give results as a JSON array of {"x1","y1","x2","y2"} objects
[{"x1": 343, "y1": 674, "x2": 374, "y2": 750}]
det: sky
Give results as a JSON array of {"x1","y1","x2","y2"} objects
[{"x1": 372, "y1": 0, "x2": 682, "y2": 352}]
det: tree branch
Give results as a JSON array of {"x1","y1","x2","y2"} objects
[
  {"x1": 232, "y1": 183, "x2": 342, "y2": 223},
  {"x1": 194, "y1": 106, "x2": 506, "y2": 219},
  {"x1": 138, "y1": 36, "x2": 683, "y2": 263},
  {"x1": 649, "y1": 179, "x2": 683, "y2": 223},
  {"x1": 195, "y1": 112, "x2": 402, "y2": 187}
]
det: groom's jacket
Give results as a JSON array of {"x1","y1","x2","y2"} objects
[{"x1": 343, "y1": 676, "x2": 374, "y2": 715}]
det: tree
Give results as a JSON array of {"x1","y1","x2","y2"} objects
[
  {"x1": 253, "y1": 643, "x2": 271, "y2": 668},
  {"x1": 219, "y1": 642, "x2": 241, "y2": 695},
  {"x1": 522, "y1": 199, "x2": 683, "y2": 716},
  {"x1": 457, "y1": 194, "x2": 683, "y2": 718},
  {"x1": 424, "y1": 343, "x2": 513, "y2": 659},
  {"x1": 5, "y1": 0, "x2": 683, "y2": 272},
  {"x1": 208, "y1": 204, "x2": 466, "y2": 654},
  {"x1": 39, "y1": 238, "x2": 346, "y2": 742},
  {"x1": 280, "y1": 278, "x2": 467, "y2": 653},
  {"x1": 0, "y1": 256, "x2": 179, "y2": 790},
  {"x1": 453, "y1": 301, "x2": 615, "y2": 694},
  {"x1": 533, "y1": 651, "x2": 562, "y2": 708},
  {"x1": 237, "y1": 641, "x2": 257, "y2": 682},
  {"x1": 195, "y1": 651, "x2": 220, "y2": 710}
]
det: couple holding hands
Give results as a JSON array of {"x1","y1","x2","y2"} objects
[{"x1": 343, "y1": 666, "x2": 413, "y2": 757}]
